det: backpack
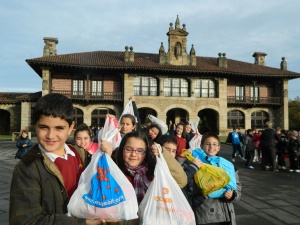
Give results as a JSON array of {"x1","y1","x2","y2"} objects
[{"x1": 226, "y1": 132, "x2": 232, "y2": 143}]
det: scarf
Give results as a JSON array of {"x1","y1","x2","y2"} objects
[{"x1": 125, "y1": 162, "x2": 152, "y2": 204}]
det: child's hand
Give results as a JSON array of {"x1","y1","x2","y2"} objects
[
  {"x1": 224, "y1": 190, "x2": 234, "y2": 200},
  {"x1": 151, "y1": 143, "x2": 160, "y2": 156},
  {"x1": 107, "y1": 114, "x2": 115, "y2": 118},
  {"x1": 99, "y1": 139, "x2": 113, "y2": 156},
  {"x1": 192, "y1": 158, "x2": 202, "y2": 168}
]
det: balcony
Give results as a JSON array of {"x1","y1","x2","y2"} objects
[
  {"x1": 52, "y1": 91, "x2": 123, "y2": 101},
  {"x1": 227, "y1": 96, "x2": 281, "y2": 106}
]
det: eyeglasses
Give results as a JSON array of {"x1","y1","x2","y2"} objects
[
  {"x1": 204, "y1": 143, "x2": 219, "y2": 147},
  {"x1": 123, "y1": 147, "x2": 146, "y2": 155}
]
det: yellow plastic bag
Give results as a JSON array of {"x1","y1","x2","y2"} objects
[{"x1": 182, "y1": 151, "x2": 230, "y2": 196}]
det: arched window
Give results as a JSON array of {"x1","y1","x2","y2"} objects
[
  {"x1": 92, "y1": 108, "x2": 115, "y2": 127},
  {"x1": 227, "y1": 110, "x2": 245, "y2": 129},
  {"x1": 164, "y1": 78, "x2": 188, "y2": 97},
  {"x1": 194, "y1": 79, "x2": 216, "y2": 98},
  {"x1": 133, "y1": 77, "x2": 157, "y2": 96},
  {"x1": 174, "y1": 42, "x2": 182, "y2": 58},
  {"x1": 251, "y1": 110, "x2": 269, "y2": 129}
]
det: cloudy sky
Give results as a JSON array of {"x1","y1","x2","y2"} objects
[{"x1": 1, "y1": 0, "x2": 300, "y2": 99}]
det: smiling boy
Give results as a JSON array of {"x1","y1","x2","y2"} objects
[{"x1": 9, "y1": 93, "x2": 105, "y2": 225}]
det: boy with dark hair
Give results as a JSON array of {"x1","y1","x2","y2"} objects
[
  {"x1": 9, "y1": 93, "x2": 105, "y2": 225},
  {"x1": 190, "y1": 132, "x2": 242, "y2": 225},
  {"x1": 155, "y1": 134, "x2": 202, "y2": 205},
  {"x1": 231, "y1": 127, "x2": 246, "y2": 162}
]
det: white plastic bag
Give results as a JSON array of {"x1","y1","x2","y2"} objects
[
  {"x1": 148, "y1": 115, "x2": 168, "y2": 134},
  {"x1": 138, "y1": 144, "x2": 196, "y2": 225},
  {"x1": 118, "y1": 99, "x2": 137, "y2": 126},
  {"x1": 68, "y1": 115, "x2": 138, "y2": 220},
  {"x1": 188, "y1": 117, "x2": 202, "y2": 150},
  {"x1": 67, "y1": 151, "x2": 138, "y2": 220},
  {"x1": 98, "y1": 115, "x2": 121, "y2": 149},
  {"x1": 189, "y1": 131, "x2": 202, "y2": 150},
  {"x1": 188, "y1": 117, "x2": 200, "y2": 133}
]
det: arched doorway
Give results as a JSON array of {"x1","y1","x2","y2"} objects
[
  {"x1": 198, "y1": 109, "x2": 219, "y2": 134},
  {"x1": 0, "y1": 109, "x2": 10, "y2": 135},
  {"x1": 92, "y1": 108, "x2": 115, "y2": 127},
  {"x1": 166, "y1": 108, "x2": 189, "y2": 125},
  {"x1": 137, "y1": 107, "x2": 157, "y2": 125}
]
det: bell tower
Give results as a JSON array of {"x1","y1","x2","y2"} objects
[{"x1": 159, "y1": 15, "x2": 196, "y2": 66}]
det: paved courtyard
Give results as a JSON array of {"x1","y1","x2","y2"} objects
[{"x1": 1, "y1": 140, "x2": 300, "y2": 225}]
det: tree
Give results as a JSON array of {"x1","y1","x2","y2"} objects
[{"x1": 289, "y1": 97, "x2": 300, "y2": 130}]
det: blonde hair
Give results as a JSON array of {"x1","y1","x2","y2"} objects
[
  {"x1": 19, "y1": 129, "x2": 28, "y2": 137},
  {"x1": 265, "y1": 121, "x2": 273, "y2": 128}
]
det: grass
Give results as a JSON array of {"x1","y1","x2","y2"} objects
[
  {"x1": 0, "y1": 135, "x2": 11, "y2": 139},
  {"x1": 219, "y1": 136, "x2": 227, "y2": 143}
]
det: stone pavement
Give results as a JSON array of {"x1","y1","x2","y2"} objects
[{"x1": 1, "y1": 140, "x2": 300, "y2": 225}]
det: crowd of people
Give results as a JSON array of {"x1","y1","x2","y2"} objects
[
  {"x1": 10, "y1": 94, "x2": 241, "y2": 225},
  {"x1": 227, "y1": 122, "x2": 300, "y2": 173}
]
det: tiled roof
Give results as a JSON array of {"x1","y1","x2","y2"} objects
[
  {"x1": 0, "y1": 92, "x2": 41, "y2": 104},
  {"x1": 26, "y1": 51, "x2": 300, "y2": 78}
]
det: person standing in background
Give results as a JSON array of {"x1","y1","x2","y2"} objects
[
  {"x1": 260, "y1": 121, "x2": 280, "y2": 172},
  {"x1": 15, "y1": 130, "x2": 32, "y2": 159},
  {"x1": 231, "y1": 127, "x2": 245, "y2": 162}
]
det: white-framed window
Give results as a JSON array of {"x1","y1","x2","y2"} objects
[
  {"x1": 235, "y1": 86, "x2": 244, "y2": 101},
  {"x1": 194, "y1": 79, "x2": 216, "y2": 98},
  {"x1": 250, "y1": 86, "x2": 259, "y2": 101},
  {"x1": 72, "y1": 80, "x2": 83, "y2": 96},
  {"x1": 163, "y1": 78, "x2": 188, "y2": 97},
  {"x1": 133, "y1": 77, "x2": 157, "y2": 96},
  {"x1": 92, "y1": 81, "x2": 102, "y2": 96}
]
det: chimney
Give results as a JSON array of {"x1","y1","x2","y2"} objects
[
  {"x1": 124, "y1": 46, "x2": 129, "y2": 62},
  {"x1": 129, "y1": 46, "x2": 134, "y2": 63},
  {"x1": 252, "y1": 52, "x2": 267, "y2": 66},
  {"x1": 43, "y1": 37, "x2": 58, "y2": 57},
  {"x1": 159, "y1": 42, "x2": 166, "y2": 65},
  {"x1": 280, "y1": 57, "x2": 287, "y2": 70},
  {"x1": 217, "y1": 53, "x2": 227, "y2": 68},
  {"x1": 189, "y1": 44, "x2": 196, "y2": 66}
]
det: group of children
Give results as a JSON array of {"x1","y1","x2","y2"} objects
[
  {"x1": 10, "y1": 93, "x2": 241, "y2": 225},
  {"x1": 230, "y1": 123, "x2": 300, "y2": 173}
]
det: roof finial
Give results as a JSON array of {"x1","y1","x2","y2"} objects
[{"x1": 175, "y1": 15, "x2": 180, "y2": 29}]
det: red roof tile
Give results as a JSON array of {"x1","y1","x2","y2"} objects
[
  {"x1": 26, "y1": 51, "x2": 300, "y2": 78},
  {"x1": 0, "y1": 92, "x2": 41, "y2": 104}
]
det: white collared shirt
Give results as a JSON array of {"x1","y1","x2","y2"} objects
[{"x1": 39, "y1": 143, "x2": 75, "y2": 162}]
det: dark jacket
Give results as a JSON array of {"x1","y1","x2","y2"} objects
[
  {"x1": 260, "y1": 128, "x2": 280, "y2": 148},
  {"x1": 192, "y1": 170, "x2": 242, "y2": 225},
  {"x1": 288, "y1": 138, "x2": 300, "y2": 156},
  {"x1": 15, "y1": 137, "x2": 32, "y2": 159},
  {"x1": 9, "y1": 144, "x2": 89, "y2": 225},
  {"x1": 181, "y1": 160, "x2": 199, "y2": 205},
  {"x1": 243, "y1": 134, "x2": 255, "y2": 152}
]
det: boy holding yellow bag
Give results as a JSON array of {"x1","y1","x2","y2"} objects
[{"x1": 156, "y1": 132, "x2": 241, "y2": 225}]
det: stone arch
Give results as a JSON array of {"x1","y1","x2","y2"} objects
[
  {"x1": 137, "y1": 107, "x2": 158, "y2": 125},
  {"x1": 166, "y1": 107, "x2": 190, "y2": 125},
  {"x1": 197, "y1": 109, "x2": 219, "y2": 134},
  {"x1": 0, "y1": 109, "x2": 10, "y2": 134},
  {"x1": 136, "y1": 103, "x2": 161, "y2": 114}
]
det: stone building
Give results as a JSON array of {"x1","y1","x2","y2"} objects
[{"x1": 1, "y1": 16, "x2": 300, "y2": 135}]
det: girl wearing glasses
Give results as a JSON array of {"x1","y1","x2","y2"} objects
[{"x1": 100, "y1": 131, "x2": 187, "y2": 206}]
